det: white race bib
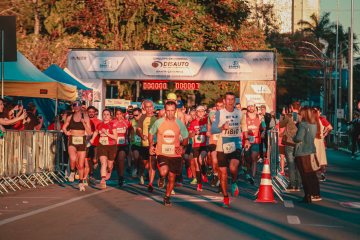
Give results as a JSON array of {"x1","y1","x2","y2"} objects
[
  {"x1": 162, "y1": 144, "x2": 175, "y2": 155},
  {"x1": 223, "y1": 142, "x2": 236, "y2": 154},
  {"x1": 99, "y1": 137, "x2": 109, "y2": 145},
  {"x1": 213, "y1": 134, "x2": 219, "y2": 141},
  {"x1": 195, "y1": 135, "x2": 205, "y2": 144},
  {"x1": 135, "y1": 135, "x2": 141, "y2": 143},
  {"x1": 248, "y1": 135, "x2": 255, "y2": 143},
  {"x1": 117, "y1": 137, "x2": 125, "y2": 145},
  {"x1": 72, "y1": 136, "x2": 83, "y2": 145},
  {"x1": 117, "y1": 128, "x2": 126, "y2": 134}
]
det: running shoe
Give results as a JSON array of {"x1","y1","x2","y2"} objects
[
  {"x1": 171, "y1": 189, "x2": 175, "y2": 195},
  {"x1": 68, "y1": 172, "x2": 75, "y2": 182},
  {"x1": 197, "y1": 183, "x2": 203, "y2": 191},
  {"x1": 83, "y1": 179, "x2": 88, "y2": 187},
  {"x1": 175, "y1": 182, "x2": 183, "y2": 187},
  {"x1": 190, "y1": 178, "x2": 197, "y2": 185},
  {"x1": 248, "y1": 176, "x2": 255, "y2": 185},
  {"x1": 279, "y1": 171, "x2": 285, "y2": 176},
  {"x1": 106, "y1": 170, "x2": 112, "y2": 180},
  {"x1": 286, "y1": 185, "x2": 295, "y2": 191},
  {"x1": 157, "y1": 177, "x2": 166, "y2": 188},
  {"x1": 186, "y1": 167, "x2": 192, "y2": 178},
  {"x1": 202, "y1": 175, "x2": 209, "y2": 183},
  {"x1": 222, "y1": 196, "x2": 230, "y2": 208},
  {"x1": 295, "y1": 187, "x2": 301, "y2": 191},
  {"x1": 132, "y1": 169, "x2": 138, "y2": 178},
  {"x1": 206, "y1": 168, "x2": 213, "y2": 177},
  {"x1": 211, "y1": 175, "x2": 219, "y2": 187},
  {"x1": 145, "y1": 172, "x2": 150, "y2": 182},
  {"x1": 101, "y1": 179, "x2": 106, "y2": 189},
  {"x1": 320, "y1": 175, "x2": 326, "y2": 182},
  {"x1": 75, "y1": 172, "x2": 79, "y2": 180},
  {"x1": 126, "y1": 167, "x2": 132, "y2": 174},
  {"x1": 216, "y1": 179, "x2": 220, "y2": 187},
  {"x1": 218, "y1": 185, "x2": 223, "y2": 194},
  {"x1": 238, "y1": 169, "x2": 245, "y2": 175},
  {"x1": 148, "y1": 183, "x2": 153, "y2": 192},
  {"x1": 139, "y1": 175, "x2": 144, "y2": 185},
  {"x1": 231, "y1": 181, "x2": 239, "y2": 196},
  {"x1": 163, "y1": 196, "x2": 172, "y2": 206},
  {"x1": 311, "y1": 196, "x2": 322, "y2": 202},
  {"x1": 79, "y1": 183, "x2": 85, "y2": 191},
  {"x1": 118, "y1": 176, "x2": 125, "y2": 187}
]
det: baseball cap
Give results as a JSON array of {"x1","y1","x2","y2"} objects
[
  {"x1": 167, "y1": 93, "x2": 177, "y2": 100},
  {"x1": 196, "y1": 106, "x2": 205, "y2": 111},
  {"x1": 176, "y1": 100, "x2": 184, "y2": 108},
  {"x1": 247, "y1": 100, "x2": 256, "y2": 107}
]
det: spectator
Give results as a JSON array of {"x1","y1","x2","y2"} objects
[
  {"x1": 279, "y1": 101, "x2": 302, "y2": 191},
  {"x1": 0, "y1": 98, "x2": 26, "y2": 130},
  {"x1": 293, "y1": 106, "x2": 320, "y2": 203},
  {"x1": 274, "y1": 122, "x2": 286, "y2": 175},
  {"x1": 235, "y1": 103, "x2": 241, "y2": 110},
  {"x1": 24, "y1": 102, "x2": 43, "y2": 130},
  {"x1": 344, "y1": 112, "x2": 360, "y2": 160},
  {"x1": 259, "y1": 105, "x2": 271, "y2": 160},
  {"x1": 48, "y1": 116, "x2": 63, "y2": 131}
]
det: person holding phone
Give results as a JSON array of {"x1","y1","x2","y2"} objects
[{"x1": 24, "y1": 102, "x2": 43, "y2": 130}]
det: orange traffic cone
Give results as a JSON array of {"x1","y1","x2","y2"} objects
[{"x1": 254, "y1": 158, "x2": 276, "y2": 203}]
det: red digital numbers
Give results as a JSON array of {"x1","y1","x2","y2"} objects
[
  {"x1": 175, "y1": 82, "x2": 200, "y2": 90},
  {"x1": 143, "y1": 82, "x2": 168, "y2": 90}
]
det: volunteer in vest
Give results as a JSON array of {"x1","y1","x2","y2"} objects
[
  {"x1": 188, "y1": 105, "x2": 209, "y2": 191},
  {"x1": 62, "y1": 100, "x2": 92, "y2": 191},
  {"x1": 211, "y1": 92, "x2": 250, "y2": 208},
  {"x1": 90, "y1": 109, "x2": 118, "y2": 190},
  {"x1": 158, "y1": 93, "x2": 186, "y2": 125},
  {"x1": 136, "y1": 100, "x2": 157, "y2": 186},
  {"x1": 112, "y1": 108, "x2": 133, "y2": 187},
  {"x1": 130, "y1": 108, "x2": 143, "y2": 178},
  {"x1": 244, "y1": 100, "x2": 265, "y2": 185},
  {"x1": 207, "y1": 97, "x2": 224, "y2": 187},
  {"x1": 149, "y1": 101, "x2": 189, "y2": 206}
]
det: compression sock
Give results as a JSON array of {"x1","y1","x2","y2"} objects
[
  {"x1": 196, "y1": 171, "x2": 202, "y2": 184},
  {"x1": 201, "y1": 164, "x2": 207, "y2": 176}
]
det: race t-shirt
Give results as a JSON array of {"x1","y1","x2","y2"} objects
[
  {"x1": 90, "y1": 117, "x2": 102, "y2": 146},
  {"x1": 246, "y1": 113, "x2": 261, "y2": 145},
  {"x1": 149, "y1": 118, "x2": 189, "y2": 158},
  {"x1": 208, "y1": 112, "x2": 219, "y2": 145},
  {"x1": 188, "y1": 118, "x2": 208, "y2": 148},
  {"x1": 137, "y1": 114, "x2": 157, "y2": 146},
  {"x1": 97, "y1": 122, "x2": 116, "y2": 146},
  {"x1": 112, "y1": 120, "x2": 131, "y2": 146},
  {"x1": 130, "y1": 118, "x2": 142, "y2": 146},
  {"x1": 319, "y1": 116, "x2": 330, "y2": 127}
]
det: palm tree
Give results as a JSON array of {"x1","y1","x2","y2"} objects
[{"x1": 297, "y1": 12, "x2": 332, "y2": 42}]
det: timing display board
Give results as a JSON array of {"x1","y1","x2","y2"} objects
[
  {"x1": 143, "y1": 82, "x2": 168, "y2": 90},
  {"x1": 175, "y1": 82, "x2": 200, "y2": 90}
]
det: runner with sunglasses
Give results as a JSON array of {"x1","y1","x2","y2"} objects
[
  {"x1": 130, "y1": 108, "x2": 143, "y2": 178},
  {"x1": 62, "y1": 100, "x2": 92, "y2": 191}
]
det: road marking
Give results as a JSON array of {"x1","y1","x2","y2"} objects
[
  {"x1": 300, "y1": 224, "x2": 343, "y2": 228},
  {"x1": 284, "y1": 200, "x2": 294, "y2": 208},
  {"x1": 0, "y1": 188, "x2": 112, "y2": 226},
  {"x1": 340, "y1": 202, "x2": 360, "y2": 208},
  {"x1": 0, "y1": 197, "x2": 62, "y2": 199},
  {"x1": 135, "y1": 195, "x2": 235, "y2": 202},
  {"x1": 287, "y1": 215, "x2": 300, "y2": 224}
]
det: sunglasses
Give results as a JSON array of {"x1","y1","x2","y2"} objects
[
  {"x1": 133, "y1": 114, "x2": 139, "y2": 117},
  {"x1": 73, "y1": 102, "x2": 81, "y2": 107}
]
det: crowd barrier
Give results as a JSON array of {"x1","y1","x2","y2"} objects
[{"x1": 0, "y1": 130, "x2": 68, "y2": 194}]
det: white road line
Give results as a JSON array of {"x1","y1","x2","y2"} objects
[
  {"x1": 0, "y1": 197, "x2": 62, "y2": 199},
  {"x1": 0, "y1": 188, "x2": 112, "y2": 226},
  {"x1": 284, "y1": 200, "x2": 294, "y2": 208},
  {"x1": 300, "y1": 224, "x2": 343, "y2": 228},
  {"x1": 287, "y1": 215, "x2": 301, "y2": 224}
]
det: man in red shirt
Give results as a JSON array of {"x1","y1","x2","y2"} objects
[{"x1": 87, "y1": 106, "x2": 102, "y2": 181}]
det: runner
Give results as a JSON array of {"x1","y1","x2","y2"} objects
[
  {"x1": 62, "y1": 100, "x2": 92, "y2": 191},
  {"x1": 149, "y1": 101, "x2": 189, "y2": 206},
  {"x1": 112, "y1": 108, "x2": 133, "y2": 187},
  {"x1": 211, "y1": 92, "x2": 250, "y2": 208},
  {"x1": 129, "y1": 108, "x2": 143, "y2": 178},
  {"x1": 90, "y1": 109, "x2": 118, "y2": 189},
  {"x1": 126, "y1": 107, "x2": 135, "y2": 174},
  {"x1": 244, "y1": 100, "x2": 265, "y2": 185},
  {"x1": 183, "y1": 109, "x2": 195, "y2": 179},
  {"x1": 207, "y1": 98, "x2": 224, "y2": 187},
  {"x1": 188, "y1": 106, "x2": 209, "y2": 191},
  {"x1": 158, "y1": 93, "x2": 186, "y2": 124},
  {"x1": 137, "y1": 100, "x2": 157, "y2": 187}
]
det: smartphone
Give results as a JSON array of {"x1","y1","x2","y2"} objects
[
  {"x1": 293, "y1": 112, "x2": 298, "y2": 121},
  {"x1": 18, "y1": 100, "x2": 22, "y2": 107},
  {"x1": 38, "y1": 113, "x2": 43, "y2": 119}
]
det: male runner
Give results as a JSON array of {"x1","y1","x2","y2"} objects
[
  {"x1": 207, "y1": 98, "x2": 224, "y2": 187},
  {"x1": 244, "y1": 100, "x2": 265, "y2": 185},
  {"x1": 130, "y1": 108, "x2": 142, "y2": 178},
  {"x1": 158, "y1": 93, "x2": 186, "y2": 124},
  {"x1": 137, "y1": 100, "x2": 157, "y2": 187},
  {"x1": 86, "y1": 106, "x2": 101, "y2": 181},
  {"x1": 211, "y1": 92, "x2": 250, "y2": 208},
  {"x1": 149, "y1": 101, "x2": 189, "y2": 206}
]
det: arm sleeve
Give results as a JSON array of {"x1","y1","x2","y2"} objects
[
  {"x1": 149, "y1": 119, "x2": 162, "y2": 135},
  {"x1": 292, "y1": 124, "x2": 305, "y2": 143},
  {"x1": 240, "y1": 111, "x2": 248, "y2": 132},
  {"x1": 211, "y1": 111, "x2": 222, "y2": 134},
  {"x1": 176, "y1": 119, "x2": 189, "y2": 139}
]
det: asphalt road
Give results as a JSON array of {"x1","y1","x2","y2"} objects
[{"x1": 0, "y1": 150, "x2": 359, "y2": 240}]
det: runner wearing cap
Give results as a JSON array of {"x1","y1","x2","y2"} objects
[
  {"x1": 149, "y1": 101, "x2": 189, "y2": 206},
  {"x1": 207, "y1": 98, "x2": 224, "y2": 187},
  {"x1": 211, "y1": 92, "x2": 250, "y2": 208},
  {"x1": 188, "y1": 105, "x2": 209, "y2": 191},
  {"x1": 158, "y1": 93, "x2": 186, "y2": 125},
  {"x1": 129, "y1": 108, "x2": 142, "y2": 178},
  {"x1": 62, "y1": 100, "x2": 92, "y2": 191},
  {"x1": 244, "y1": 100, "x2": 265, "y2": 185}
]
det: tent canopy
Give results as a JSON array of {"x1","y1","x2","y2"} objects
[
  {"x1": 44, "y1": 65, "x2": 92, "y2": 91},
  {"x1": 0, "y1": 51, "x2": 76, "y2": 101}
]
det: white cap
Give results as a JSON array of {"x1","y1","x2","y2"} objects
[
  {"x1": 247, "y1": 100, "x2": 256, "y2": 107},
  {"x1": 196, "y1": 106, "x2": 205, "y2": 111}
]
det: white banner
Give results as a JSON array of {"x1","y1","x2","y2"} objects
[
  {"x1": 105, "y1": 99, "x2": 131, "y2": 107},
  {"x1": 88, "y1": 57, "x2": 124, "y2": 72},
  {"x1": 216, "y1": 58, "x2": 253, "y2": 73}
]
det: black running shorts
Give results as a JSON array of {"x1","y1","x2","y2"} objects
[
  {"x1": 193, "y1": 146, "x2": 208, "y2": 159},
  {"x1": 68, "y1": 136, "x2": 87, "y2": 152},
  {"x1": 217, "y1": 149, "x2": 242, "y2": 168},
  {"x1": 97, "y1": 143, "x2": 117, "y2": 161},
  {"x1": 158, "y1": 155, "x2": 182, "y2": 174},
  {"x1": 116, "y1": 145, "x2": 130, "y2": 156},
  {"x1": 208, "y1": 144, "x2": 217, "y2": 153}
]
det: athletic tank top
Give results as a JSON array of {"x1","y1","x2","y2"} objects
[
  {"x1": 246, "y1": 113, "x2": 261, "y2": 144},
  {"x1": 69, "y1": 113, "x2": 85, "y2": 130}
]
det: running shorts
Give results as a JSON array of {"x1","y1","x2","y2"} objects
[
  {"x1": 140, "y1": 145, "x2": 156, "y2": 160},
  {"x1": 97, "y1": 143, "x2": 117, "y2": 161},
  {"x1": 208, "y1": 144, "x2": 217, "y2": 153},
  {"x1": 193, "y1": 146, "x2": 208, "y2": 159},
  {"x1": 244, "y1": 143, "x2": 260, "y2": 157},
  {"x1": 68, "y1": 136, "x2": 86, "y2": 152},
  {"x1": 158, "y1": 155, "x2": 182, "y2": 174},
  {"x1": 217, "y1": 149, "x2": 242, "y2": 168},
  {"x1": 185, "y1": 144, "x2": 193, "y2": 155},
  {"x1": 86, "y1": 145, "x2": 97, "y2": 160},
  {"x1": 131, "y1": 144, "x2": 142, "y2": 153},
  {"x1": 117, "y1": 145, "x2": 130, "y2": 156}
]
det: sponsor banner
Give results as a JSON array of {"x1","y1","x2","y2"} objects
[
  {"x1": 105, "y1": 99, "x2": 131, "y2": 107},
  {"x1": 240, "y1": 81, "x2": 276, "y2": 112},
  {"x1": 68, "y1": 51, "x2": 275, "y2": 81}
]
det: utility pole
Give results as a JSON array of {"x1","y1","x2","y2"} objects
[
  {"x1": 349, "y1": 0, "x2": 354, "y2": 121},
  {"x1": 323, "y1": 60, "x2": 327, "y2": 115},
  {"x1": 334, "y1": 0, "x2": 339, "y2": 132},
  {"x1": 339, "y1": 44, "x2": 342, "y2": 110}
]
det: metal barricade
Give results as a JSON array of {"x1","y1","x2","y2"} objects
[{"x1": 45, "y1": 131, "x2": 66, "y2": 183}]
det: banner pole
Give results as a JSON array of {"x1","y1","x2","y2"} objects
[{"x1": 1, "y1": 30, "x2": 4, "y2": 99}]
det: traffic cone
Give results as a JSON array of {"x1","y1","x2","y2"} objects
[{"x1": 254, "y1": 158, "x2": 276, "y2": 203}]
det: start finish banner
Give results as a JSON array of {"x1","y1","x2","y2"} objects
[
  {"x1": 240, "y1": 80, "x2": 276, "y2": 112},
  {"x1": 67, "y1": 50, "x2": 276, "y2": 81}
]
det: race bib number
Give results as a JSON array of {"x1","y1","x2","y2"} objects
[
  {"x1": 223, "y1": 142, "x2": 236, "y2": 154},
  {"x1": 248, "y1": 135, "x2": 255, "y2": 143},
  {"x1": 135, "y1": 135, "x2": 141, "y2": 143},
  {"x1": 213, "y1": 134, "x2": 219, "y2": 141},
  {"x1": 99, "y1": 137, "x2": 109, "y2": 145},
  {"x1": 117, "y1": 128, "x2": 126, "y2": 134},
  {"x1": 117, "y1": 137, "x2": 125, "y2": 145},
  {"x1": 162, "y1": 144, "x2": 175, "y2": 155},
  {"x1": 72, "y1": 136, "x2": 83, "y2": 145},
  {"x1": 195, "y1": 135, "x2": 205, "y2": 144},
  {"x1": 223, "y1": 127, "x2": 240, "y2": 137}
]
